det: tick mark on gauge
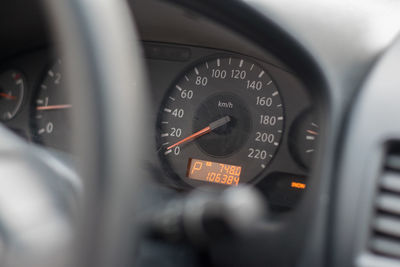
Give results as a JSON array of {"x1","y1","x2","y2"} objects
[
  {"x1": 258, "y1": 70, "x2": 265, "y2": 78},
  {"x1": 36, "y1": 99, "x2": 44, "y2": 104},
  {"x1": 205, "y1": 62, "x2": 209, "y2": 69},
  {"x1": 162, "y1": 142, "x2": 170, "y2": 146},
  {"x1": 176, "y1": 85, "x2": 182, "y2": 91},
  {"x1": 48, "y1": 70, "x2": 54, "y2": 77},
  {"x1": 239, "y1": 59, "x2": 244, "y2": 67},
  {"x1": 277, "y1": 104, "x2": 282, "y2": 108},
  {"x1": 278, "y1": 116, "x2": 283, "y2": 120},
  {"x1": 164, "y1": 108, "x2": 171, "y2": 113},
  {"x1": 306, "y1": 149, "x2": 315, "y2": 153},
  {"x1": 277, "y1": 130, "x2": 283, "y2": 133},
  {"x1": 217, "y1": 59, "x2": 220, "y2": 67},
  {"x1": 169, "y1": 97, "x2": 175, "y2": 101},
  {"x1": 306, "y1": 135, "x2": 315, "y2": 140},
  {"x1": 41, "y1": 84, "x2": 47, "y2": 90},
  {"x1": 164, "y1": 149, "x2": 172, "y2": 155},
  {"x1": 38, "y1": 128, "x2": 45, "y2": 134},
  {"x1": 267, "y1": 80, "x2": 272, "y2": 86},
  {"x1": 250, "y1": 64, "x2": 254, "y2": 71},
  {"x1": 229, "y1": 58, "x2": 232, "y2": 65},
  {"x1": 184, "y1": 75, "x2": 189, "y2": 81},
  {"x1": 261, "y1": 164, "x2": 266, "y2": 169},
  {"x1": 311, "y1": 122, "x2": 319, "y2": 128},
  {"x1": 161, "y1": 121, "x2": 169, "y2": 124},
  {"x1": 161, "y1": 133, "x2": 169, "y2": 137},
  {"x1": 194, "y1": 67, "x2": 199, "y2": 75},
  {"x1": 274, "y1": 142, "x2": 279, "y2": 146},
  {"x1": 272, "y1": 91, "x2": 279, "y2": 96}
]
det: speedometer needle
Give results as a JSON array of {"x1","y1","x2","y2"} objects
[
  {"x1": 36, "y1": 104, "x2": 72, "y2": 111},
  {"x1": 167, "y1": 116, "x2": 231, "y2": 150}
]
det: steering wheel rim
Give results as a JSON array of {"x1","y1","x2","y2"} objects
[{"x1": 0, "y1": 0, "x2": 150, "y2": 266}]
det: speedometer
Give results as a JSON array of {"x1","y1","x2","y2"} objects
[{"x1": 157, "y1": 56, "x2": 284, "y2": 188}]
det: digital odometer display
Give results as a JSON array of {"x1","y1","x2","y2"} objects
[
  {"x1": 187, "y1": 158, "x2": 241, "y2": 186},
  {"x1": 157, "y1": 56, "x2": 284, "y2": 187}
]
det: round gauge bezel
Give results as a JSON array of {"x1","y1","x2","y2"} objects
[
  {"x1": 288, "y1": 108, "x2": 318, "y2": 170},
  {"x1": 155, "y1": 53, "x2": 286, "y2": 190},
  {"x1": 0, "y1": 68, "x2": 27, "y2": 121}
]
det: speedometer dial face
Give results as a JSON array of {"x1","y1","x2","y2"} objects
[{"x1": 157, "y1": 56, "x2": 285, "y2": 187}]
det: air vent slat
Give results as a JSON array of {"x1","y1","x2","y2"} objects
[
  {"x1": 370, "y1": 237, "x2": 400, "y2": 258},
  {"x1": 369, "y1": 148, "x2": 400, "y2": 262},
  {"x1": 375, "y1": 194, "x2": 400, "y2": 215},
  {"x1": 385, "y1": 155, "x2": 400, "y2": 171},
  {"x1": 381, "y1": 173, "x2": 400, "y2": 193},
  {"x1": 374, "y1": 215, "x2": 400, "y2": 238}
]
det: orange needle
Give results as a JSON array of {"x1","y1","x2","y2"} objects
[
  {"x1": 167, "y1": 116, "x2": 231, "y2": 150},
  {"x1": 36, "y1": 104, "x2": 72, "y2": 111},
  {"x1": 0, "y1": 92, "x2": 16, "y2": 100},
  {"x1": 306, "y1": 129, "x2": 319, "y2": 135},
  {"x1": 167, "y1": 126, "x2": 211, "y2": 150}
]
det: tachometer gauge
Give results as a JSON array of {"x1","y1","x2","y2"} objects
[
  {"x1": 32, "y1": 60, "x2": 71, "y2": 152},
  {"x1": 0, "y1": 70, "x2": 25, "y2": 121},
  {"x1": 157, "y1": 56, "x2": 285, "y2": 188}
]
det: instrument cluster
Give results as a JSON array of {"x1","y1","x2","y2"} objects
[{"x1": 0, "y1": 43, "x2": 318, "y2": 211}]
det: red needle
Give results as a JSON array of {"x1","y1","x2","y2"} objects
[
  {"x1": 36, "y1": 104, "x2": 72, "y2": 111},
  {"x1": 0, "y1": 92, "x2": 16, "y2": 100},
  {"x1": 306, "y1": 129, "x2": 319, "y2": 135},
  {"x1": 167, "y1": 116, "x2": 231, "y2": 150}
]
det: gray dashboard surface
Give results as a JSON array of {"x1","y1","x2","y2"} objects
[{"x1": 232, "y1": 1, "x2": 400, "y2": 267}]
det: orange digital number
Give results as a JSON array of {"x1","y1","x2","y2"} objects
[
  {"x1": 215, "y1": 173, "x2": 221, "y2": 183},
  {"x1": 235, "y1": 167, "x2": 241, "y2": 176},
  {"x1": 219, "y1": 164, "x2": 224, "y2": 172},
  {"x1": 208, "y1": 172, "x2": 216, "y2": 182},
  {"x1": 221, "y1": 174, "x2": 228, "y2": 184},
  {"x1": 223, "y1": 165, "x2": 229, "y2": 173}
]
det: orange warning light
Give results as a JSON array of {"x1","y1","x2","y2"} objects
[{"x1": 291, "y1": 181, "x2": 306, "y2": 189}]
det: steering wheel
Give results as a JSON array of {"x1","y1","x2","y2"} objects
[{"x1": 0, "y1": 0, "x2": 149, "y2": 266}]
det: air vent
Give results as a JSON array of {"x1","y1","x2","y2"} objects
[{"x1": 370, "y1": 153, "x2": 400, "y2": 259}]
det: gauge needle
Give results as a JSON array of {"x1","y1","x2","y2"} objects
[
  {"x1": 36, "y1": 104, "x2": 72, "y2": 111},
  {"x1": 306, "y1": 129, "x2": 319, "y2": 135},
  {"x1": 0, "y1": 92, "x2": 16, "y2": 100},
  {"x1": 167, "y1": 116, "x2": 231, "y2": 150}
]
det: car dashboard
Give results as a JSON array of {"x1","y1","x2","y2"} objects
[
  {"x1": 3, "y1": 1, "x2": 400, "y2": 267},
  {"x1": 0, "y1": 36, "x2": 316, "y2": 211}
]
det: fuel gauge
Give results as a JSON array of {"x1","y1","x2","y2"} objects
[
  {"x1": 0, "y1": 70, "x2": 25, "y2": 121},
  {"x1": 289, "y1": 110, "x2": 319, "y2": 169}
]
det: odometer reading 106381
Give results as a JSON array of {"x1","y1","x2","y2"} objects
[{"x1": 157, "y1": 56, "x2": 284, "y2": 187}]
